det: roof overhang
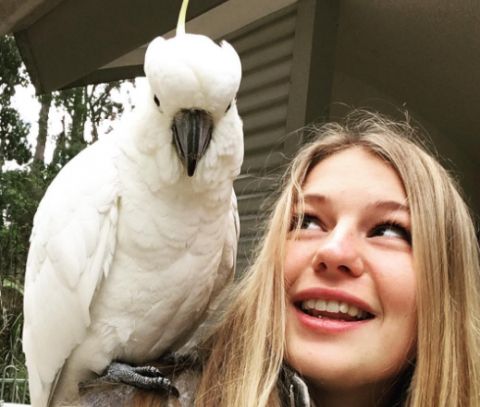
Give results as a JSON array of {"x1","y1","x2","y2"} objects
[
  {"x1": 4, "y1": 0, "x2": 295, "y2": 94},
  {"x1": 8, "y1": 0, "x2": 229, "y2": 93}
]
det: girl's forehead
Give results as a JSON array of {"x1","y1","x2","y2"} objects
[{"x1": 303, "y1": 147, "x2": 405, "y2": 198}]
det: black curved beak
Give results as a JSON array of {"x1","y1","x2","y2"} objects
[{"x1": 171, "y1": 109, "x2": 213, "y2": 177}]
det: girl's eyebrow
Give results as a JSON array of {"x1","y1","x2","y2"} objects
[
  {"x1": 303, "y1": 194, "x2": 410, "y2": 213},
  {"x1": 368, "y1": 200, "x2": 410, "y2": 213},
  {"x1": 302, "y1": 193, "x2": 328, "y2": 205}
]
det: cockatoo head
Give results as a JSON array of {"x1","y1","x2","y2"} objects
[{"x1": 144, "y1": 33, "x2": 242, "y2": 180}]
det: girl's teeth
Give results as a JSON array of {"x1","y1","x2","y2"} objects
[
  {"x1": 326, "y1": 301, "x2": 339, "y2": 313},
  {"x1": 301, "y1": 300, "x2": 368, "y2": 319},
  {"x1": 339, "y1": 302, "x2": 349, "y2": 313},
  {"x1": 347, "y1": 305, "x2": 361, "y2": 317},
  {"x1": 315, "y1": 299, "x2": 327, "y2": 311},
  {"x1": 305, "y1": 299, "x2": 316, "y2": 309}
]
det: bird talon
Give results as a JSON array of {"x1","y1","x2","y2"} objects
[
  {"x1": 132, "y1": 365, "x2": 162, "y2": 377},
  {"x1": 96, "y1": 362, "x2": 179, "y2": 397}
]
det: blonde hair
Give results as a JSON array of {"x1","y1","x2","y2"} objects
[{"x1": 194, "y1": 111, "x2": 480, "y2": 407}]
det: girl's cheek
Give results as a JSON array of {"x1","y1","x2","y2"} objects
[{"x1": 284, "y1": 241, "x2": 312, "y2": 288}]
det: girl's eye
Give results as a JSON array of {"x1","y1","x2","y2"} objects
[
  {"x1": 369, "y1": 222, "x2": 411, "y2": 244},
  {"x1": 299, "y1": 214, "x2": 322, "y2": 230}
]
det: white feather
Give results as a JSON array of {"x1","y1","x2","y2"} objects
[{"x1": 23, "y1": 32, "x2": 243, "y2": 407}]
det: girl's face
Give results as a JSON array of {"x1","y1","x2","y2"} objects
[{"x1": 284, "y1": 147, "x2": 416, "y2": 403}]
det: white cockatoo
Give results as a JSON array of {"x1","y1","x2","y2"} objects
[{"x1": 22, "y1": 2, "x2": 243, "y2": 406}]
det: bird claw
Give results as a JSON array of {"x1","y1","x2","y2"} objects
[{"x1": 94, "y1": 361, "x2": 179, "y2": 397}]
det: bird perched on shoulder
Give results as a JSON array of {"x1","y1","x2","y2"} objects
[{"x1": 22, "y1": 1, "x2": 243, "y2": 405}]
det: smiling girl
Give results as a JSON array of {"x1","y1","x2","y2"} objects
[
  {"x1": 195, "y1": 111, "x2": 480, "y2": 407},
  {"x1": 77, "y1": 111, "x2": 480, "y2": 407}
]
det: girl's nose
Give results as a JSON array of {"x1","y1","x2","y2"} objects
[{"x1": 312, "y1": 227, "x2": 365, "y2": 277}]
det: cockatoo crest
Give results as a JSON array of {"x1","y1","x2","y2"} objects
[{"x1": 144, "y1": 35, "x2": 241, "y2": 119}]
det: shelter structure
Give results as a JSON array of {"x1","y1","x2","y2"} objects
[{"x1": 2, "y1": 0, "x2": 479, "y2": 266}]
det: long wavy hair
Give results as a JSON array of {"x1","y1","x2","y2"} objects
[{"x1": 195, "y1": 111, "x2": 480, "y2": 407}]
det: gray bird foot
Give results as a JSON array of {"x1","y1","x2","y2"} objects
[{"x1": 92, "y1": 361, "x2": 179, "y2": 397}]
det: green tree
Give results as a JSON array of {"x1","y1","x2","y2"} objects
[
  {"x1": 50, "y1": 82, "x2": 124, "y2": 170},
  {"x1": 0, "y1": 35, "x2": 31, "y2": 170}
]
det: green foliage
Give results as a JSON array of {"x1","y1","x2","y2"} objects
[
  {"x1": 0, "y1": 283, "x2": 24, "y2": 367},
  {"x1": 52, "y1": 87, "x2": 88, "y2": 167},
  {"x1": 50, "y1": 82, "x2": 124, "y2": 169},
  {"x1": 2, "y1": 276, "x2": 23, "y2": 295},
  {"x1": 0, "y1": 104, "x2": 31, "y2": 165},
  {"x1": 0, "y1": 166, "x2": 50, "y2": 380},
  {"x1": 0, "y1": 166, "x2": 51, "y2": 250},
  {"x1": 0, "y1": 36, "x2": 31, "y2": 168},
  {"x1": 0, "y1": 36, "x2": 28, "y2": 96},
  {"x1": 85, "y1": 82, "x2": 124, "y2": 142}
]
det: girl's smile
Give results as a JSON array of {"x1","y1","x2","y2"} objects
[{"x1": 284, "y1": 147, "x2": 416, "y2": 405}]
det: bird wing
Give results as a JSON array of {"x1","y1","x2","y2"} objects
[
  {"x1": 180, "y1": 189, "x2": 239, "y2": 353},
  {"x1": 216, "y1": 189, "x2": 240, "y2": 291},
  {"x1": 22, "y1": 138, "x2": 120, "y2": 407},
  {"x1": 205, "y1": 189, "x2": 239, "y2": 311}
]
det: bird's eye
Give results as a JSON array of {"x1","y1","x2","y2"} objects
[
  {"x1": 153, "y1": 95, "x2": 160, "y2": 108},
  {"x1": 225, "y1": 99, "x2": 235, "y2": 113}
]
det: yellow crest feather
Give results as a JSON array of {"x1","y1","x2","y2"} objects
[{"x1": 176, "y1": 0, "x2": 190, "y2": 36}]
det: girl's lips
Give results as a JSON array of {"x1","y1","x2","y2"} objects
[
  {"x1": 291, "y1": 287, "x2": 376, "y2": 316},
  {"x1": 290, "y1": 287, "x2": 377, "y2": 333},
  {"x1": 293, "y1": 305, "x2": 372, "y2": 333}
]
